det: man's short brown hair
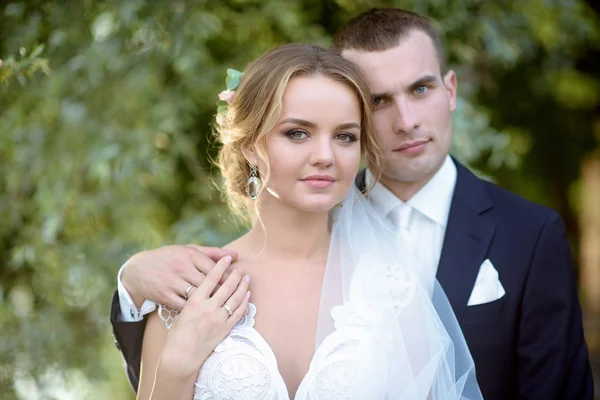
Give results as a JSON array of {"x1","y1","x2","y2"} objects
[{"x1": 331, "y1": 8, "x2": 446, "y2": 74}]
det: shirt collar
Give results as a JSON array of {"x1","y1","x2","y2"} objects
[
  {"x1": 365, "y1": 155, "x2": 457, "y2": 227},
  {"x1": 365, "y1": 169, "x2": 403, "y2": 218}
]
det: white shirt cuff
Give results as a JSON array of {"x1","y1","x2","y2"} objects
[{"x1": 117, "y1": 261, "x2": 156, "y2": 322}]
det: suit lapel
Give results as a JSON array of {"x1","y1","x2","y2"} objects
[
  {"x1": 356, "y1": 164, "x2": 496, "y2": 320},
  {"x1": 355, "y1": 169, "x2": 367, "y2": 193},
  {"x1": 436, "y1": 160, "x2": 495, "y2": 320}
]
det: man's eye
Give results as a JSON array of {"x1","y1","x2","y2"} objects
[
  {"x1": 415, "y1": 85, "x2": 428, "y2": 95},
  {"x1": 286, "y1": 130, "x2": 308, "y2": 140}
]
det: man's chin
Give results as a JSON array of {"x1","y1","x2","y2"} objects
[
  {"x1": 383, "y1": 159, "x2": 439, "y2": 183},
  {"x1": 386, "y1": 157, "x2": 425, "y2": 174}
]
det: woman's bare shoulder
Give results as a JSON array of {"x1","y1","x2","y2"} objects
[{"x1": 222, "y1": 234, "x2": 264, "y2": 275}]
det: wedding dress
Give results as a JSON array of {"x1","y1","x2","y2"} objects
[{"x1": 158, "y1": 186, "x2": 483, "y2": 399}]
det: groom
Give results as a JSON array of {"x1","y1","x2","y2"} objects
[{"x1": 110, "y1": 8, "x2": 593, "y2": 400}]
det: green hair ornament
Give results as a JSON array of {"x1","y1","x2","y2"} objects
[{"x1": 217, "y1": 68, "x2": 243, "y2": 114}]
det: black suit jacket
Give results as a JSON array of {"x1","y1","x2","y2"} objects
[{"x1": 110, "y1": 160, "x2": 593, "y2": 399}]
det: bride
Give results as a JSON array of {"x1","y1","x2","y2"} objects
[{"x1": 136, "y1": 43, "x2": 482, "y2": 400}]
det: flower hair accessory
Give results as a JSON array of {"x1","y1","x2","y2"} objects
[{"x1": 217, "y1": 68, "x2": 243, "y2": 114}]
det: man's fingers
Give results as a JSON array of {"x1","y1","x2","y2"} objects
[
  {"x1": 189, "y1": 251, "x2": 215, "y2": 276},
  {"x1": 188, "y1": 249, "x2": 237, "y2": 286},
  {"x1": 222, "y1": 248, "x2": 238, "y2": 261},
  {"x1": 185, "y1": 245, "x2": 238, "y2": 263},
  {"x1": 185, "y1": 286, "x2": 197, "y2": 299},
  {"x1": 184, "y1": 272, "x2": 205, "y2": 288},
  {"x1": 180, "y1": 253, "x2": 206, "y2": 286},
  {"x1": 166, "y1": 294, "x2": 186, "y2": 311}
]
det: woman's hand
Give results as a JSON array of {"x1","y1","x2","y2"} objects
[
  {"x1": 122, "y1": 245, "x2": 239, "y2": 310},
  {"x1": 157, "y1": 255, "x2": 251, "y2": 379}
]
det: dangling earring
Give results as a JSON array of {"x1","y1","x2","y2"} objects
[{"x1": 246, "y1": 164, "x2": 262, "y2": 200}]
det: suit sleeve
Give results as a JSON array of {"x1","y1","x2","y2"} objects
[
  {"x1": 110, "y1": 290, "x2": 147, "y2": 393},
  {"x1": 517, "y1": 212, "x2": 593, "y2": 399}
]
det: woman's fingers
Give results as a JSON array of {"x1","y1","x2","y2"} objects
[
  {"x1": 193, "y1": 255, "x2": 232, "y2": 300},
  {"x1": 220, "y1": 274, "x2": 250, "y2": 314},
  {"x1": 210, "y1": 266, "x2": 248, "y2": 307},
  {"x1": 227, "y1": 291, "x2": 251, "y2": 326}
]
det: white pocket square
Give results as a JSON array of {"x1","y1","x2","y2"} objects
[{"x1": 467, "y1": 259, "x2": 506, "y2": 306}]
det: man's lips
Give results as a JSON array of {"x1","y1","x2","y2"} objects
[
  {"x1": 300, "y1": 174, "x2": 336, "y2": 188},
  {"x1": 393, "y1": 139, "x2": 431, "y2": 154}
]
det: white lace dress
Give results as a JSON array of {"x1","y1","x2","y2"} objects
[
  {"x1": 158, "y1": 260, "x2": 422, "y2": 400},
  {"x1": 156, "y1": 185, "x2": 482, "y2": 399}
]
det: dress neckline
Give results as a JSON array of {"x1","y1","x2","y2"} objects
[{"x1": 231, "y1": 302, "x2": 330, "y2": 400}]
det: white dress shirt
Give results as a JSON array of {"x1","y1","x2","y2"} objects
[
  {"x1": 366, "y1": 155, "x2": 457, "y2": 295},
  {"x1": 117, "y1": 262, "x2": 156, "y2": 322},
  {"x1": 117, "y1": 156, "x2": 458, "y2": 321}
]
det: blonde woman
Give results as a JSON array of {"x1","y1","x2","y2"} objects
[{"x1": 134, "y1": 43, "x2": 481, "y2": 400}]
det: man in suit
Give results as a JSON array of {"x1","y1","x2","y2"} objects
[{"x1": 110, "y1": 8, "x2": 593, "y2": 399}]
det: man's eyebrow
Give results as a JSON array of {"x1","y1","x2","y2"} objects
[
  {"x1": 409, "y1": 75, "x2": 439, "y2": 89},
  {"x1": 371, "y1": 91, "x2": 391, "y2": 100},
  {"x1": 371, "y1": 75, "x2": 440, "y2": 99},
  {"x1": 279, "y1": 118, "x2": 360, "y2": 130}
]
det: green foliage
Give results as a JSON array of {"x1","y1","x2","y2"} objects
[
  {"x1": 0, "y1": 45, "x2": 50, "y2": 85},
  {"x1": 0, "y1": 0, "x2": 598, "y2": 398}
]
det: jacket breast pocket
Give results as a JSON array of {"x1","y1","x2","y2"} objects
[{"x1": 462, "y1": 294, "x2": 509, "y2": 325}]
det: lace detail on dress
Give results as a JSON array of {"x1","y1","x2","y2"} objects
[
  {"x1": 158, "y1": 302, "x2": 255, "y2": 332},
  {"x1": 296, "y1": 329, "x2": 389, "y2": 400},
  {"x1": 159, "y1": 261, "x2": 425, "y2": 400},
  {"x1": 236, "y1": 303, "x2": 256, "y2": 328},
  {"x1": 194, "y1": 302, "x2": 287, "y2": 400},
  {"x1": 158, "y1": 304, "x2": 179, "y2": 329},
  {"x1": 195, "y1": 335, "x2": 277, "y2": 400}
]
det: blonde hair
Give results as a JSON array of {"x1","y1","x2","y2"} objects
[{"x1": 215, "y1": 43, "x2": 382, "y2": 224}]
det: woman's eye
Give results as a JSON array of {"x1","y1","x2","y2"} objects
[
  {"x1": 287, "y1": 130, "x2": 308, "y2": 140},
  {"x1": 336, "y1": 133, "x2": 357, "y2": 143},
  {"x1": 373, "y1": 97, "x2": 384, "y2": 106}
]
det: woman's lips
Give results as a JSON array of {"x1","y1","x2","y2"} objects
[
  {"x1": 302, "y1": 180, "x2": 334, "y2": 188},
  {"x1": 300, "y1": 174, "x2": 336, "y2": 188}
]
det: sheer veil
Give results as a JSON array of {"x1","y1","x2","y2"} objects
[{"x1": 314, "y1": 185, "x2": 483, "y2": 399}]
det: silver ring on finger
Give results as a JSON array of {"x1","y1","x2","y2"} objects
[
  {"x1": 223, "y1": 304, "x2": 234, "y2": 317},
  {"x1": 184, "y1": 284, "x2": 195, "y2": 300}
]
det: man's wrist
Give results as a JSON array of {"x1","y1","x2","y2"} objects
[
  {"x1": 117, "y1": 259, "x2": 156, "y2": 322},
  {"x1": 121, "y1": 258, "x2": 145, "y2": 309}
]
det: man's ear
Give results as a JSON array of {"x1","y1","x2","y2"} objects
[{"x1": 443, "y1": 70, "x2": 458, "y2": 112}]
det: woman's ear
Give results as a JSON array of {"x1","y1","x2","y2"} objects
[{"x1": 241, "y1": 145, "x2": 258, "y2": 167}]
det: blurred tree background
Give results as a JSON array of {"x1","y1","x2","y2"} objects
[{"x1": 1, "y1": 0, "x2": 599, "y2": 398}]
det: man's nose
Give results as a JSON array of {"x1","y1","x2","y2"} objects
[{"x1": 393, "y1": 98, "x2": 421, "y2": 134}]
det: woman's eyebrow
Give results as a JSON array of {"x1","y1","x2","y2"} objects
[{"x1": 280, "y1": 118, "x2": 360, "y2": 130}]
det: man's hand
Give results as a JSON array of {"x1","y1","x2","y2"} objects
[{"x1": 121, "y1": 245, "x2": 238, "y2": 310}]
